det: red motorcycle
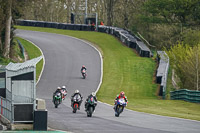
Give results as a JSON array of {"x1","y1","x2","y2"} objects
[
  {"x1": 61, "y1": 89, "x2": 67, "y2": 100},
  {"x1": 71, "y1": 94, "x2": 82, "y2": 113}
]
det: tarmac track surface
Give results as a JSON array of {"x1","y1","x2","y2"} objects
[{"x1": 16, "y1": 30, "x2": 200, "y2": 133}]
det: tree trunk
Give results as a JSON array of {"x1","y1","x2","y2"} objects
[
  {"x1": 196, "y1": 47, "x2": 199, "y2": 90},
  {"x1": 0, "y1": 36, "x2": 2, "y2": 52},
  {"x1": 3, "y1": 0, "x2": 12, "y2": 58},
  {"x1": 106, "y1": 0, "x2": 112, "y2": 26}
]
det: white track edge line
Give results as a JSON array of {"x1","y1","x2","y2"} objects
[{"x1": 24, "y1": 39, "x2": 45, "y2": 85}]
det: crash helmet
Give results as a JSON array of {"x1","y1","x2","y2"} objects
[
  {"x1": 75, "y1": 90, "x2": 79, "y2": 93},
  {"x1": 62, "y1": 86, "x2": 66, "y2": 89},
  {"x1": 57, "y1": 86, "x2": 61, "y2": 90},
  {"x1": 120, "y1": 91, "x2": 125, "y2": 97},
  {"x1": 91, "y1": 92, "x2": 96, "y2": 97}
]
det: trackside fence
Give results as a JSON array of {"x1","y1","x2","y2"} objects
[
  {"x1": 0, "y1": 96, "x2": 12, "y2": 122},
  {"x1": 156, "y1": 51, "x2": 169, "y2": 99},
  {"x1": 17, "y1": 39, "x2": 25, "y2": 58},
  {"x1": 170, "y1": 89, "x2": 200, "y2": 103}
]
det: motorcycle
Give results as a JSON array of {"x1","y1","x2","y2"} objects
[
  {"x1": 53, "y1": 92, "x2": 62, "y2": 108},
  {"x1": 81, "y1": 69, "x2": 87, "y2": 79},
  {"x1": 72, "y1": 94, "x2": 82, "y2": 113},
  {"x1": 85, "y1": 97, "x2": 97, "y2": 117},
  {"x1": 61, "y1": 89, "x2": 67, "y2": 100},
  {"x1": 114, "y1": 98, "x2": 126, "y2": 117}
]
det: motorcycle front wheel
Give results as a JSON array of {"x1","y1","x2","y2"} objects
[
  {"x1": 87, "y1": 106, "x2": 93, "y2": 117},
  {"x1": 55, "y1": 100, "x2": 59, "y2": 108}
]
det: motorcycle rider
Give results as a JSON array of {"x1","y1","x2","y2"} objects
[
  {"x1": 71, "y1": 90, "x2": 83, "y2": 110},
  {"x1": 53, "y1": 86, "x2": 62, "y2": 102},
  {"x1": 61, "y1": 85, "x2": 67, "y2": 100},
  {"x1": 113, "y1": 91, "x2": 128, "y2": 110},
  {"x1": 81, "y1": 65, "x2": 87, "y2": 72},
  {"x1": 85, "y1": 92, "x2": 97, "y2": 111}
]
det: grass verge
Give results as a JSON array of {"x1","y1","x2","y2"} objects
[
  {"x1": 15, "y1": 26, "x2": 200, "y2": 121},
  {"x1": 15, "y1": 37, "x2": 43, "y2": 81},
  {"x1": 0, "y1": 37, "x2": 23, "y2": 65}
]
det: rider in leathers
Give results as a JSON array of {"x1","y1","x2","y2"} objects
[
  {"x1": 71, "y1": 90, "x2": 83, "y2": 110},
  {"x1": 113, "y1": 91, "x2": 128, "y2": 111},
  {"x1": 81, "y1": 65, "x2": 87, "y2": 72},
  {"x1": 53, "y1": 87, "x2": 62, "y2": 103},
  {"x1": 85, "y1": 92, "x2": 97, "y2": 111}
]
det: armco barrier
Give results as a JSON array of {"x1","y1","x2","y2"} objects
[
  {"x1": 17, "y1": 39, "x2": 25, "y2": 58},
  {"x1": 170, "y1": 89, "x2": 200, "y2": 103},
  {"x1": 136, "y1": 41, "x2": 151, "y2": 57},
  {"x1": 35, "y1": 21, "x2": 45, "y2": 27},
  {"x1": 156, "y1": 51, "x2": 169, "y2": 99},
  {"x1": 97, "y1": 25, "x2": 151, "y2": 57}
]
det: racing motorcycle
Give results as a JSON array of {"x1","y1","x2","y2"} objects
[
  {"x1": 72, "y1": 94, "x2": 82, "y2": 113},
  {"x1": 114, "y1": 98, "x2": 126, "y2": 117},
  {"x1": 61, "y1": 89, "x2": 67, "y2": 100},
  {"x1": 53, "y1": 92, "x2": 62, "y2": 108},
  {"x1": 81, "y1": 69, "x2": 87, "y2": 79},
  {"x1": 85, "y1": 97, "x2": 97, "y2": 117}
]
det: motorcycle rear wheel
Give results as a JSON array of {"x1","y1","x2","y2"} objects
[{"x1": 73, "y1": 104, "x2": 78, "y2": 113}]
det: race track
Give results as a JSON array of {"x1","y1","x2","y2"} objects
[{"x1": 16, "y1": 29, "x2": 200, "y2": 133}]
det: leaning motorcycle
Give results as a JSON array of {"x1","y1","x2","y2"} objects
[
  {"x1": 53, "y1": 92, "x2": 62, "y2": 108},
  {"x1": 114, "y1": 98, "x2": 126, "y2": 117},
  {"x1": 72, "y1": 94, "x2": 82, "y2": 113},
  {"x1": 81, "y1": 69, "x2": 87, "y2": 79},
  {"x1": 85, "y1": 97, "x2": 97, "y2": 117}
]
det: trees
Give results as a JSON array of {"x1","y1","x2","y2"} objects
[
  {"x1": 0, "y1": 0, "x2": 28, "y2": 59},
  {"x1": 142, "y1": 0, "x2": 200, "y2": 48},
  {"x1": 167, "y1": 43, "x2": 200, "y2": 90},
  {"x1": 0, "y1": 0, "x2": 6, "y2": 52}
]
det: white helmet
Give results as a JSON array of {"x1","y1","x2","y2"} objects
[
  {"x1": 62, "y1": 86, "x2": 66, "y2": 89},
  {"x1": 57, "y1": 87, "x2": 61, "y2": 89},
  {"x1": 92, "y1": 92, "x2": 96, "y2": 97},
  {"x1": 75, "y1": 90, "x2": 79, "y2": 93}
]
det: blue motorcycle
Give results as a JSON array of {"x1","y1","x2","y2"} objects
[{"x1": 114, "y1": 98, "x2": 126, "y2": 117}]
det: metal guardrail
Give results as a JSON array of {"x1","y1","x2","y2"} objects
[
  {"x1": 98, "y1": 25, "x2": 152, "y2": 57},
  {"x1": 170, "y1": 89, "x2": 200, "y2": 103},
  {"x1": 17, "y1": 39, "x2": 25, "y2": 58},
  {"x1": 156, "y1": 51, "x2": 169, "y2": 99}
]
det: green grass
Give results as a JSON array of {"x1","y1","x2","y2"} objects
[
  {"x1": 0, "y1": 56, "x2": 12, "y2": 65},
  {"x1": 11, "y1": 38, "x2": 24, "y2": 60},
  {"x1": 16, "y1": 37, "x2": 43, "y2": 81},
  {"x1": 15, "y1": 26, "x2": 200, "y2": 121},
  {"x1": 0, "y1": 37, "x2": 23, "y2": 65}
]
